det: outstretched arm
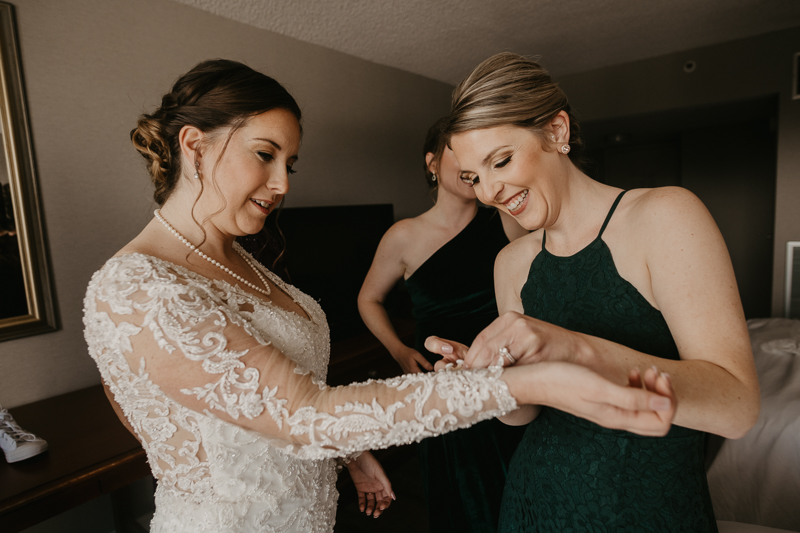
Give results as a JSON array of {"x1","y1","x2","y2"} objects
[{"x1": 86, "y1": 256, "x2": 675, "y2": 463}]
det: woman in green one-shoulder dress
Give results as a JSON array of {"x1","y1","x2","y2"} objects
[
  {"x1": 427, "y1": 53, "x2": 761, "y2": 532},
  {"x1": 358, "y1": 117, "x2": 528, "y2": 532}
]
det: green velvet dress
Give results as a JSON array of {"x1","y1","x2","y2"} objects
[
  {"x1": 405, "y1": 207, "x2": 526, "y2": 533},
  {"x1": 498, "y1": 191, "x2": 717, "y2": 532}
]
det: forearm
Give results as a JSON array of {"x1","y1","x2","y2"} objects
[
  {"x1": 498, "y1": 405, "x2": 540, "y2": 426},
  {"x1": 576, "y1": 335, "x2": 760, "y2": 438},
  {"x1": 358, "y1": 298, "x2": 411, "y2": 356}
]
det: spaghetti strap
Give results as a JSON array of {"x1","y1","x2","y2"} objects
[{"x1": 597, "y1": 190, "x2": 627, "y2": 238}]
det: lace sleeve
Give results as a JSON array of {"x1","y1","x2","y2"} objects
[{"x1": 84, "y1": 256, "x2": 517, "y2": 461}]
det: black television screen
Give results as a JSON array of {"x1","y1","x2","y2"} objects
[{"x1": 275, "y1": 204, "x2": 395, "y2": 342}]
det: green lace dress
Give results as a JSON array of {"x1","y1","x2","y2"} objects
[
  {"x1": 405, "y1": 207, "x2": 526, "y2": 533},
  {"x1": 498, "y1": 191, "x2": 717, "y2": 532}
]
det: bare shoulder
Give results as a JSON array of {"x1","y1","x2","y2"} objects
[
  {"x1": 623, "y1": 187, "x2": 726, "y2": 276},
  {"x1": 379, "y1": 216, "x2": 425, "y2": 250},
  {"x1": 626, "y1": 187, "x2": 712, "y2": 231},
  {"x1": 496, "y1": 230, "x2": 541, "y2": 276},
  {"x1": 115, "y1": 225, "x2": 160, "y2": 258}
]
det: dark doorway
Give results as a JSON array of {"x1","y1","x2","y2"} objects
[{"x1": 581, "y1": 96, "x2": 777, "y2": 319}]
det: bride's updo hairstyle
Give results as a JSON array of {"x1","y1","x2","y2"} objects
[
  {"x1": 131, "y1": 59, "x2": 302, "y2": 205},
  {"x1": 446, "y1": 52, "x2": 582, "y2": 154}
]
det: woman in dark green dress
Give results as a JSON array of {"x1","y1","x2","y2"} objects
[
  {"x1": 358, "y1": 118, "x2": 528, "y2": 532},
  {"x1": 428, "y1": 53, "x2": 760, "y2": 532}
]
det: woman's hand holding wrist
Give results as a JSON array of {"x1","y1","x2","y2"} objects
[{"x1": 463, "y1": 311, "x2": 595, "y2": 369}]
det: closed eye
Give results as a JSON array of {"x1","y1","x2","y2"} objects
[
  {"x1": 287, "y1": 166, "x2": 296, "y2": 175},
  {"x1": 495, "y1": 156, "x2": 511, "y2": 169},
  {"x1": 257, "y1": 151, "x2": 274, "y2": 162}
]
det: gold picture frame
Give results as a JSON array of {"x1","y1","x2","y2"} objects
[{"x1": 0, "y1": 1, "x2": 56, "y2": 341}]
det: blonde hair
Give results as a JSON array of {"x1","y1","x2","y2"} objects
[{"x1": 447, "y1": 52, "x2": 581, "y2": 151}]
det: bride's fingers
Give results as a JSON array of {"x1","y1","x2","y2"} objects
[
  {"x1": 372, "y1": 464, "x2": 394, "y2": 503},
  {"x1": 575, "y1": 380, "x2": 674, "y2": 435},
  {"x1": 365, "y1": 492, "x2": 376, "y2": 516},
  {"x1": 642, "y1": 366, "x2": 659, "y2": 391},
  {"x1": 652, "y1": 371, "x2": 677, "y2": 425},
  {"x1": 628, "y1": 368, "x2": 643, "y2": 389},
  {"x1": 373, "y1": 493, "x2": 392, "y2": 517},
  {"x1": 433, "y1": 359, "x2": 449, "y2": 372},
  {"x1": 358, "y1": 491, "x2": 366, "y2": 512},
  {"x1": 586, "y1": 400, "x2": 674, "y2": 437}
]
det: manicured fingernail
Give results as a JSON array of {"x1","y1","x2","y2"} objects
[
  {"x1": 649, "y1": 397, "x2": 671, "y2": 411},
  {"x1": 651, "y1": 365, "x2": 659, "y2": 374},
  {"x1": 391, "y1": 491, "x2": 396, "y2": 500},
  {"x1": 661, "y1": 372, "x2": 671, "y2": 384},
  {"x1": 441, "y1": 344, "x2": 453, "y2": 354}
]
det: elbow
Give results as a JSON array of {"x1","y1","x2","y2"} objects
[
  {"x1": 721, "y1": 390, "x2": 761, "y2": 440},
  {"x1": 356, "y1": 294, "x2": 371, "y2": 315},
  {"x1": 357, "y1": 294, "x2": 384, "y2": 313}
]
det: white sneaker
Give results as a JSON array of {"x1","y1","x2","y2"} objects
[{"x1": 0, "y1": 407, "x2": 48, "y2": 463}]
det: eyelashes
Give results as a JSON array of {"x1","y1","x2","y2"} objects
[
  {"x1": 459, "y1": 155, "x2": 511, "y2": 187},
  {"x1": 495, "y1": 156, "x2": 511, "y2": 169},
  {"x1": 259, "y1": 152, "x2": 297, "y2": 175}
]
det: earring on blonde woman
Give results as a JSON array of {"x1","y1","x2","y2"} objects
[{"x1": 194, "y1": 161, "x2": 201, "y2": 179}]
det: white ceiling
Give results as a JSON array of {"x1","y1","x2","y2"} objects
[{"x1": 171, "y1": 0, "x2": 800, "y2": 84}]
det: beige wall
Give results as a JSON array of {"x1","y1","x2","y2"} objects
[
  {"x1": 0, "y1": 0, "x2": 451, "y2": 408},
  {"x1": 556, "y1": 26, "x2": 800, "y2": 317}
]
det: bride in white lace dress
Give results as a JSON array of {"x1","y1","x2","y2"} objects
[{"x1": 83, "y1": 60, "x2": 677, "y2": 533}]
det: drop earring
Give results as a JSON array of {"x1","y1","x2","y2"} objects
[
  {"x1": 432, "y1": 173, "x2": 437, "y2": 182},
  {"x1": 194, "y1": 161, "x2": 201, "y2": 179}
]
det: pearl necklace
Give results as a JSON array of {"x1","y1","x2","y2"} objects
[{"x1": 153, "y1": 209, "x2": 271, "y2": 296}]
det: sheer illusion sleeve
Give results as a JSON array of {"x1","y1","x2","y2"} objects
[{"x1": 84, "y1": 256, "x2": 517, "y2": 461}]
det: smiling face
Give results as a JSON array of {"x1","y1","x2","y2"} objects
[
  {"x1": 197, "y1": 108, "x2": 301, "y2": 237},
  {"x1": 450, "y1": 124, "x2": 569, "y2": 230},
  {"x1": 432, "y1": 147, "x2": 476, "y2": 201}
]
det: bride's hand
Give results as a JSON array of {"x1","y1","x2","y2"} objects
[
  {"x1": 345, "y1": 451, "x2": 395, "y2": 517},
  {"x1": 462, "y1": 311, "x2": 589, "y2": 369},
  {"x1": 504, "y1": 362, "x2": 677, "y2": 437}
]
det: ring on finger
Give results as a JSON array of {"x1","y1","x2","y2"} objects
[{"x1": 499, "y1": 346, "x2": 516, "y2": 365}]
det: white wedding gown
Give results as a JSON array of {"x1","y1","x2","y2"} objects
[{"x1": 83, "y1": 246, "x2": 517, "y2": 533}]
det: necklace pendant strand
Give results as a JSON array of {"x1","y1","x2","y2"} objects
[{"x1": 154, "y1": 209, "x2": 271, "y2": 296}]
